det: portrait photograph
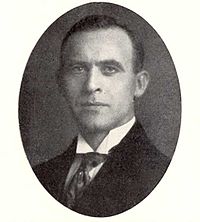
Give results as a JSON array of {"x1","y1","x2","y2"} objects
[
  {"x1": 1, "y1": 0, "x2": 200, "y2": 221},
  {"x1": 19, "y1": 1, "x2": 180, "y2": 217},
  {"x1": 18, "y1": 2, "x2": 181, "y2": 217}
]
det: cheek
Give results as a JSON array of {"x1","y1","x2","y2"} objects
[
  {"x1": 114, "y1": 80, "x2": 135, "y2": 100},
  {"x1": 65, "y1": 78, "x2": 82, "y2": 97}
]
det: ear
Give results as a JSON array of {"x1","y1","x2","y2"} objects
[{"x1": 134, "y1": 70, "x2": 150, "y2": 97}]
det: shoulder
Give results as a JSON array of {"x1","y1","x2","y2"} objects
[
  {"x1": 128, "y1": 121, "x2": 171, "y2": 185},
  {"x1": 112, "y1": 120, "x2": 171, "y2": 178},
  {"x1": 33, "y1": 138, "x2": 77, "y2": 185}
]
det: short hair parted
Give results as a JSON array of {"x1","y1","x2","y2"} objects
[{"x1": 60, "y1": 15, "x2": 144, "y2": 74}]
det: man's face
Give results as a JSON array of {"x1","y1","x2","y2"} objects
[{"x1": 61, "y1": 27, "x2": 140, "y2": 133}]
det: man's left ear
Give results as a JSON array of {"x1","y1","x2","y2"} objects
[{"x1": 134, "y1": 70, "x2": 150, "y2": 97}]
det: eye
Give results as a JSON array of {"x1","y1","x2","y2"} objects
[
  {"x1": 71, "y1": 65, "x2": 87, "y2": 74},
  {"x1": 102, "y1": 66, "x2": 119, "y2": 75}
]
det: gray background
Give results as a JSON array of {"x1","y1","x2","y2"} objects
[{"x1": 19, "y1": 2, "x2": 181, "y2": 167}]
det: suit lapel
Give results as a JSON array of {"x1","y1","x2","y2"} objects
[
  {"x1": 34, "y1": 121, "x2": 170, "y2": 216},
  {"x1": 74, "y1": 122, "x2": 148, "y2": 213}
]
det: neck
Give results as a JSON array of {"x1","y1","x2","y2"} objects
[
  {"x1": 78, "y1": 116, "x2": 135, "y2": 151},
  {"x1": 80, "y1": 130, "x2": 109, "y2": 151}
]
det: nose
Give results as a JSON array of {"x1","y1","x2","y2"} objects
[{"x1": 84, "y1": 66, "x2": 102, "y2": 93}]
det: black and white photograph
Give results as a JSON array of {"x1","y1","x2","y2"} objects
[
  {"x1": 19, "y1": 2, "x2": 180, "y2": 217},
  {"x1": 1, "y1": 0, "x2": 200, "y2": 221}
]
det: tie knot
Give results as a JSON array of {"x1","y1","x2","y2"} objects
[
  {"x1": 77, "y1": 152, "x2": 107, "y2": 168},
  {"x1": 62, "y1": 152, "x2": 108, "y2": 208}
]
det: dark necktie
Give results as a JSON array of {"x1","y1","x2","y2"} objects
[{"x1": 62, "y1": 152, "x2": 107, "y2": 208}]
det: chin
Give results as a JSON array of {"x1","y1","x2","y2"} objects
[{"x1": 77, "y1": 118, "x2": 113, "y2": 133}]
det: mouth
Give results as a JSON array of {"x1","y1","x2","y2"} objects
[
  {"x1": 80, "y1": 101, "x2": 109, "y2": 111},
  {"x1": 81, "y1": 101, "x2": 108, "y2": 107}
]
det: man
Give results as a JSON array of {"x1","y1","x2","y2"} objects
[{"x1": 34, "y1": 15, "x2": 170, "y2": 217}]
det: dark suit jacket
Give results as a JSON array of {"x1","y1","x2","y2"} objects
[{"x1": 33, "y1": 121, "x2": 171, "y2": 217}]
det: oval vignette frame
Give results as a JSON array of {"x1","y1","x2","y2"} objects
[{"x1": 19, "y1": 2, "x2": 181, "y2": 217}]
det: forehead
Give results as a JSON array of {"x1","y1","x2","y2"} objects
[{"x1": 62, "y1": 27, "x2": 134, "y2": 62}]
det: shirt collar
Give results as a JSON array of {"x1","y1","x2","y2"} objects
[{"x1": 76, "y1": 116, "x2": 135, "y2": 154}]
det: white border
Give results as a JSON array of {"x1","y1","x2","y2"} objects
[{"x1": 1, "y1": 0, "x2": 200, "y2": 221}]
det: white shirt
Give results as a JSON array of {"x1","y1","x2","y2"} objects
[
  {"x1": 77, "y1": 116, "x2": 135, "y2": 154},
  {"x1": 64, "y1": 117, "x2": 135, "y2": 188}
]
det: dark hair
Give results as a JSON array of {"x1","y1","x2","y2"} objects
[{"x1": 60, "y1": 15, "x2": 144, "y2": 75}]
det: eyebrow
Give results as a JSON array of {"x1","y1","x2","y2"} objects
[
  {"x1": 64, "y1": 60, "x2": 89, "y2": 67},
  {"x1": 97, "y1": 60, "x2": 125, "y2": 72},
  {"x1": 64, "y1": 59, "x2": 125, "y2": 72}
]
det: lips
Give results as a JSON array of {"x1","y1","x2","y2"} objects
[
  {"x1": 79, "y1": 100, "x2": 109, "y2": 112},
  {"x1": 81, "y1": 101, "x2": 108, "y2": 107}
]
